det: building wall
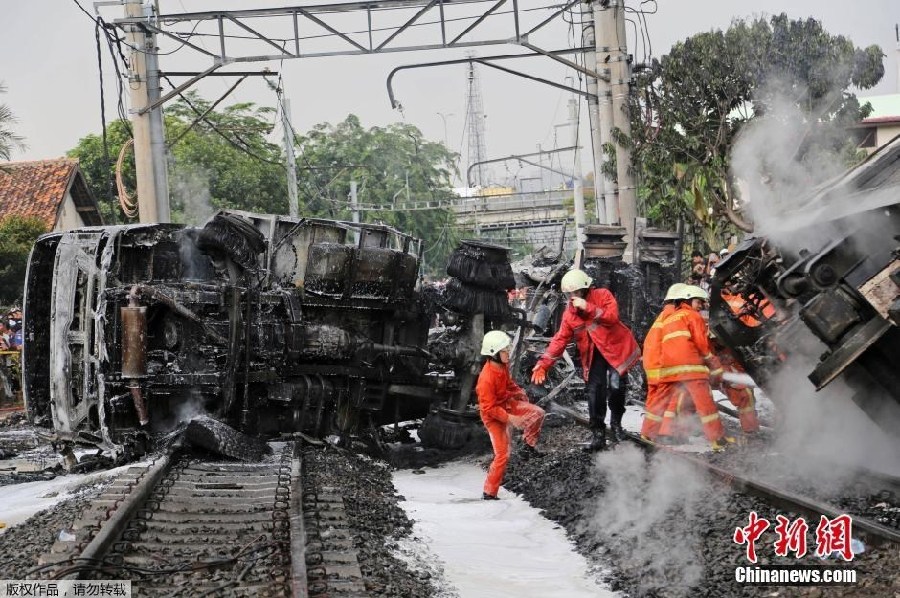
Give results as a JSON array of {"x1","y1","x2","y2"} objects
[
  {"x1": 53, "y1": 191, "x2": 86, "y2": 231},
  {"x1": 876, "y1": 124, "x2": 900, "y2": 149}
]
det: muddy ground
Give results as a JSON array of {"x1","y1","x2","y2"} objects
[{"x1": 0, "y1": 408, "x2": 898, "y2": 597}]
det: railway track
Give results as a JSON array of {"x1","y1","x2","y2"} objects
[
  {"x1": 625, "y1": 431, "x2": 900, "y2": 547},
  {"x1": 31, "y1": 442, "x2": 370, "y2": 597}
]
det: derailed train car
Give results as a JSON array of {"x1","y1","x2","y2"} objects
[
  {"x1": 708, "y1": 138, "x2": 900, "y2": 427},
  {"x1": 23, "y1": 210, "x2": 441, "y2": 459}
]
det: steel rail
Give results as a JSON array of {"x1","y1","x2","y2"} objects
[
  {"x1": 63, "y1": 453, "x2": 173, "y2": 577},
  {"x1": 625, "y1": 431, "x2": 900, "y2": 547}
]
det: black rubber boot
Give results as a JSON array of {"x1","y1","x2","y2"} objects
[
  {"x1": 482, "y1": 492, "x2": 499, "y2": 501},
  {"x1": 521, "y1": 443, "x2": 545, "y2": 459},
  {"x1": 586, "y1": 427, "x2": 607, "y2": 452},
  {"x1": 609, "y1": 425, "x2": 625, "y2": 444}
]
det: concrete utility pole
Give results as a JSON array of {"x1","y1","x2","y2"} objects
[
  {"x1": 280, "y1": 96, "x2": 299, "y2": 218},
  {"x1": 592, "y1": 1, "x2": 619, "y2": 229},
  {"x1": 610, "y1": 0, "x2": 637, "y2": 260},
  {"x1": 595, "y1": 0, "x2": 637, "y2": 260},
  {"x1": 125, "y1": 0, "x2": 170, "y2": 223},
  {"x1": 569, "y1": 98, "x2": 586, "y2": 249},
  {"x1": 896, "y1": 24, "x2": 900, "y2": 92},
  {"x1": 581, "y1": 2, "x2": 608, "y2": 224}
]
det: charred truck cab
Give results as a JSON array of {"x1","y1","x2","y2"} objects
[
  {"x1": 23, "y1": 210, "x2": 437, "y2": 459},
  {"x1": 708, "y1": 138, "x2": 900, "y2": 428}
]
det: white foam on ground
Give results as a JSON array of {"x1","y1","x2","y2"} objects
[
  {"x1": 0, "y1": 460, "x2": 151, "y2": 533},
  {"x1": 393, "y1": 461, "x2": 618, "y2": 598}
]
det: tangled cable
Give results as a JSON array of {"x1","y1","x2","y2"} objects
[{"x1": 116, "y1": 138, "x2": 138, "y2": 218}]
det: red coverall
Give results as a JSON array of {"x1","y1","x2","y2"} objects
[
  {"x1": 536, "y1": 287, "x2": 641, "y2": 379},
  {"x1": 536, "y1": 287, "x2": 641, "y2": 432},
  {"x1": 640, "y1": 303, "x2": 675, "y2": 439},
  {"x1": 656, "y1": 305, "x2": 725, "y2": 442},
  {"x1": 476, "y1": 360, "x2": 545, "y2": 498}
]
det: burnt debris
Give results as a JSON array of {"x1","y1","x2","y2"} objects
[{"x1": 22, "y1": 211, "x2": 445, "y2": 461}]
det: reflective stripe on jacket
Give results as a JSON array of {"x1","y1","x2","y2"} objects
[
  {"x1": 654, "y1": 304, "x2": 721, "y2": 382},
  {"x1": 476, "y1": 360, "x2": 528, "y2": 425},
  {"x1": 642, "y1": 304, "x2": 675, "y2": 384},
  {"x1": 538, "y1": 287, "x2": 641, "y2": 379}
]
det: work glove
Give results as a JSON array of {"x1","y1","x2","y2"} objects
[
  {"x1": 571, "y1": 296, "x2": 588, "y2": 310},
  {"x1": 709, "y1": 368, "x2": 724, "y2": 388},
  {"x1": 531, "y1": 363, "x2": 548, "y2": 385}
]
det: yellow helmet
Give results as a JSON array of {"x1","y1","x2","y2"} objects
[
  {"x1": 481, "y1": 330, "x2": 512, "y2": 356},
  {"x1": 682, "y1": 285, "x2": 709, "y2": 301},
  {"x1": 664, "y1": 283, "x2": 688, "y2": 301},
  {"x1": 560, "y1": 269, "x2": 592, "y2": 293}
]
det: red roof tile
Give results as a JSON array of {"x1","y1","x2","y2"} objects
[{"x1": 0, "y1": 158, "x2": 101, "y2": 229}]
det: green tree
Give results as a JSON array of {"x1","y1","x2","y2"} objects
[
  {"x1": 295, "y1": 115, "x2": 460, "y2": 274},
  {"x1": 630, "y1": 13, "x2": 884, "y2": 248},
  {"x1": 68, "y1": 92, "x2": 286, "y2": 224},
  {"x1": 0, "y1": 216, "x2": 47, "y2": 306},
  {"x1": 0, "y1": 82, "x2": 25, "y2": 160},
  {"x1": 70, "y1": 101, "x2": 459, "y2": 273},
  {"x1": 166, "y1": 94, "x2": 287, "y2": 220}
]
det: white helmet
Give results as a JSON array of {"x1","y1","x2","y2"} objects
[
  {"x1": 682, "y1": 285, "x2": 709, "y2": 301},
  {"x1": 664, "y1": 283, "x2": 688, "y2": 301},
  {"x1": 481, "y1": 330, "x2": 512, "y2": 356},
  {"x1": 560, "y1": 269, "x2": 592, "y2": 293}
]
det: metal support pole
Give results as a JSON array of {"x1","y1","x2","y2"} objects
[
  {"x1": 569, "y1": 98, "x2": 585, "y2": 249},
  {"x1": 581, "y1": 2, "x2": 607, "y2": 223},
  {"x1": 350, "y1": 180, "x2": 360, "y2": 245},
  {"x1": 281, "y1": 97, "x2": 299, "y2": 218}
]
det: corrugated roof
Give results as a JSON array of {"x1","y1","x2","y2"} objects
[{"x1": 0, "y1": 158, "x2": 102, "y2": 228}]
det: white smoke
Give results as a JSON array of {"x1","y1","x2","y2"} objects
[
  {"x1": 170, "y1": 166, "x2": 215, "y2": 226},
  {"x1": 730, "y1": 84, "x2": 851, "y2": 247},
  {"x1": 583, "y1": 444, "x2": 718, "y2": 593},
  {"x1": 730, "y1": 83, "x2": 900, "y2": 476},
  {"x1": 763, "y1": 354, "x2": 900, "y2": 479}
]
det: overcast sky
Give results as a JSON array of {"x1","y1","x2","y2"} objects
[{"x1": 1, "y1": 0, "x2": 897, "y2": 187}]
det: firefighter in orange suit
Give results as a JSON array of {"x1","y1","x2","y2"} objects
[
  {"x1": 476, "y1": 331, "x2": 545, "y2": 500},
  {"x1": 656, "y1": 285, "x2": 735, "y2": 451},
  {"x1": 531, "y1": 269, "x2": 641, "y2": 451},
  {"x1": 713, "y1": 289, "x2": 767, "y2": 434},
  {"x1": 640, "y1": 283, "x2": 687, "y2": 441},
  {"x1": 712, "y1": 340, "x2": 760, "y2": 433}
]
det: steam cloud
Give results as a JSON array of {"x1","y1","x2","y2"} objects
[
  {"x1": 730, "y1": 82, "x2": 900, "y2": 476},
  {"x1": 584, "y1": 445, "x2": 718, "y2": 593},
  {"x1": 170, "y1": 165, "x2": 215, "y2": 226}
]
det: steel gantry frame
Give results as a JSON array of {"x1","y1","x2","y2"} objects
[
  {"x1": 107, "y1": 0, "x2": 604, "y2": 225},
  {"x1": 137, "y1": 0, "x2": 585, "y2": 57},
  {"x1": 113, "y1": 0, "x2": 601, "y2": 108}
]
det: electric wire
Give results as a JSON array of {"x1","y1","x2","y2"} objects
[{"x1": 94, "y1": 18, "x2": 116, "y2": 222}]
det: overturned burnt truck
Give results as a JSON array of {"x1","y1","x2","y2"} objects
[
  {"x1": 708, "y1": 139, "x2": 900, "y2": 428},
  {"x1": 22, "y1": 210, "x2": 442, "y2": 459}
]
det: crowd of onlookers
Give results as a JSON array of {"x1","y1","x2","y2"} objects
[
  {"x1": 0, "y1": 309, "x2": 23, "y2": 352},
  {"x1": 688, "y1": 248, "x2": 729, "y2": 292}
]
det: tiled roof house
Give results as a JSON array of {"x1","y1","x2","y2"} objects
[
  {"x1": 852, "y1": 94, "x2": 900, "y2": 153},
  {"x1": 0, "y1": 158, "x2": 102, "y2": 231}
]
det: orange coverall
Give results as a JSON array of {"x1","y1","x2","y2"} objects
[
  {"x1": 716, "y1": 292, "x2": 765, "y2": 433},
  {"x1": 476, "y1": 360, "x2": 545, "y2": 497},
  {"x1": 656, "y1": 305, "x2": 725, "y2": 442},
  {"x1": 713, "y1": 342, "x2": 760, "y2": 432},
  {"x1": 640, "y1": 303, "x2": 675, "y2": 439}
]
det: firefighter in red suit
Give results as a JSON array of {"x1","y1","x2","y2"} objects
[{"x1": 530, "y1": 269, "x2": 641, "y2": 451}]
